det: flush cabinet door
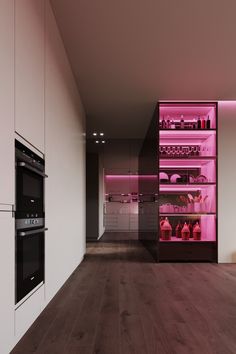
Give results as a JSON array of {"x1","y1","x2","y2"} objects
[
  {"x1": 0, "y1": 212, "x2": 15, "y2": 353},
  {"x1": 0, "y1": 0, "x2": 14, "y2": 206},
  {"x1": 15, "y1": 0, "x2": 45, "y2": 153}
]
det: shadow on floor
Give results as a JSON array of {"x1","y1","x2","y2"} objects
[{"x1": 86, "y1": 237, "x2": 155, "y2": 263}]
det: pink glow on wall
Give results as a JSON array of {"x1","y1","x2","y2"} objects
[
  {"x1": 105, "y1": 175, "x2": 157, "y2": 179},
  {"x1": 218, "y1": 100, "x2": 236, "y2": 105}
]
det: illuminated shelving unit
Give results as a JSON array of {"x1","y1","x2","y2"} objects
[{"x1": 158, "y1": 102, "x2": 217, "y2": 262}]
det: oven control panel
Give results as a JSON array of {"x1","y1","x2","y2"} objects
[
  {"x1": 16, "y1": 218, "x2": 44, "y2": 230},
  {"x1": 25, "y1": 219, "x2": 40, "y2": 226}
]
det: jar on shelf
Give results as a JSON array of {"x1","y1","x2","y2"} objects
[
  {"x1": 193, "y1": 222, "x2": 201, "y2": 240},
  {"x1": 175, "y1": 222, "x2": 182, "y2": 238},
  {"x1": 181, "y1": 222, "x2": 190, "y2": 240},
  {"x1": 160, "y1": 217, "x2": 172, "y2": 240}
]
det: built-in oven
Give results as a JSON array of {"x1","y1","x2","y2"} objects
[
  {"x1": 16, "y1": 226, "x2": 46, "y2": 303},
  {"x1": 15, "y1": 140, "x2": 47, "y2": 219},
  {"x1": 15, "y1": 140, "x2": 48, "y2": 304}
]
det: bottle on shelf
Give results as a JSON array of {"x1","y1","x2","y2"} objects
[
  {"x1": 180, "y1": 115, "x2": 184, "y2": 129},
  {"x1": 193, "y1": 118, "x2": 197, "y2": 129},
  {"x1": 201, "y1": 117, "x2": 206, "y2": 129},
  {"x1": 206, "y1": 115, "x2": 211, "y2": 129},
  {"x1": 167, "y1": 116, "x2": 170, "y2": 129},
  {"x1": 181, "y1": 222, "x2": 190, "y2": 240},
  {"x1": 193, "y1": 222, "x2": 201, "y2": 240},
  {"x1": 170, "y1": 120, "x2": 175, "y2": 129},
  {"x1": 197, "y1": 116, "x2": 201, "y2": 129},
  {"x1": 161, "y1": 116, "x2": 165, "y2": 129}
]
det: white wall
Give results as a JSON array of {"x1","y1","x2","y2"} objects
[
  {"x1": 218, "y1": 102, "x2": 236, "y2": 263},
  {"x1": 44, "y1": 0, "x2": 86, "y2": 301}
]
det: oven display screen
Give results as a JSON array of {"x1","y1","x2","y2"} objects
[{"x1": 23, "y1": 172, "x2": 41, "y2": 198}]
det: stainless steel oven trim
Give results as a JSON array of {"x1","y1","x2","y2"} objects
[
  {"x1": 18, "y1": 227, "x2": 48, "y2": 237},
  {"x1": 16, "y1": 218, "x2": 44, "y2": 230},
  {"x1": 18, "y1": 162, "x2": 48, "y2": 178}
]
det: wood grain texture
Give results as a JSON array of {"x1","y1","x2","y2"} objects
[{"x1": 12, "y1": 233, "x2": 236, "y2": 354}]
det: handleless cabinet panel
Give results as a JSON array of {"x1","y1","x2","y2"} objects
[
  {"x1": 0, "y1": 212, "x2": 15, "y2": 353},
  {"x1": 15, "y1": 0, "x2": 45, "y2": 153},
  {"x1": 0, "y1": 0, "x2": 14, "y2": 205}
]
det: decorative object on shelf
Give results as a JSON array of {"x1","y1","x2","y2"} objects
[
  {"x1": 159, "y1": 172, "x2": 169, "y2": 183},
  {"x1": 195, "y1": 175, "x2": 208, "y2": 183},
  {"x1": 193, "y1": 222, "x2": 201, "y2": 240},
  {"x1": 189, "y1": 175, "x2": 195, "y2": 183},
  {"x1": 181, "y1": 222, "x2": 190, "y2": 240},
  {"x1": 170, "y1": 174, "x2": 181, "y2": 183},
  {"x1": 160, "y1": 217, "x2": 172, "y2": 240}
]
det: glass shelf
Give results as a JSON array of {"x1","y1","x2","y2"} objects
[
  {"x1": 160, "y1": 237, "x2": 216, "y2": 243},
  {"x1": 159, "y1": 156, "x2": 216, "y2": 160},
  {"x1": 159, "y1": 183, "x2": 216, "y2": 192},
  {"x1": 159, "y1": 183, "x2": 216, "y2": 186},
  {"x1": 159, "y1": 212, "x2": 216, "y2": 216},
  {"x1": 159, "y1": 129, "x2": 216, "y2": 132}
]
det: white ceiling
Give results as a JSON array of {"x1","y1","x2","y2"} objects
[{"x1": 51, "y1": 0, "x2": 236, "y2": 138}]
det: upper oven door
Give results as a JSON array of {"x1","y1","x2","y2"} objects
[{"x1": 16, "y1": 163, "x2": 44, "y2": 219}]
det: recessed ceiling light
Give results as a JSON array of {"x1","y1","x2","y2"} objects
[
  {"x1": 93, "y1": 132, "x2": 97, "y2": 136},
  {"x1": 100, "y1": 132, "x2": 104, "y2": 136},
  {"x1": 102, "y1": 140, "x2": 105, "y2": 144},
  {"x1": 95, "y1": 140, "x2": 99, "y2": 144}
]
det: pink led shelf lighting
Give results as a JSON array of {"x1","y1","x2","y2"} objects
[{"x1": 158, "y1": 102, "x2": 217, "y2": 250}]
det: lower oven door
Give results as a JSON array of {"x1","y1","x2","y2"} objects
[{"x1": 16, "y1": 227, "x2": 47, "y2": 304}]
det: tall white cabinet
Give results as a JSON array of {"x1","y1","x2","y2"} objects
[
  {"x1": 0, "y1": 1, "x2": 15, "y2": 353},
  {"x1": 0, "y1": 213, "x2": 15, "y2": 353},
  {"x1": 15, "y1": 0, "x2": 45, "y2": 153},
  {"x1": 0, "y1": 0, "x2": 15, "y2": 206}
]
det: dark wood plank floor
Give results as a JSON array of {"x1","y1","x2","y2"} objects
[{"x1": 12, "y1": 235, "x2": 236, "y2": 354}]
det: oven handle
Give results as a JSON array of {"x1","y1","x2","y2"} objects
[
  {"x1": 18, "y1": 162, "x2": 48, "y2": 178},
  {"x1": 18, "y1": 227, "x2": 48, "y2": 237}
]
